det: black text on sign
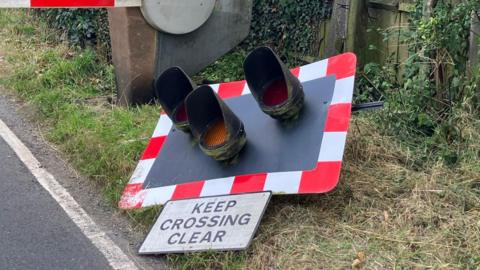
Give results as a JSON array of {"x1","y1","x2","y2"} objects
[{"x1": 139, "y1": 192, "x2": 271, "y2": 254}]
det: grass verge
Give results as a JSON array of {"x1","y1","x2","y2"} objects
[
  {"x1": 1, "y1": 10, "x2": 479, "y2": 269},
  {"x1": 0, "y1": 10, "x2": 161, "y2": 225}
]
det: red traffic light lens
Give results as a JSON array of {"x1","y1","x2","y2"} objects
[{"x1": 262, "y1": 78, "x2": 288, "y2": 106}]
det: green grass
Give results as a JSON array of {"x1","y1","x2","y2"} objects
[
  {"x1": 0, "y1": 10, "x2": 160, "y2": 225},
  {"x1": 1, "y1": 10, "x2": 479, "y2": 269},
  {"x1": 193, "y1": 50, "x2": 246, "y2": 83}
]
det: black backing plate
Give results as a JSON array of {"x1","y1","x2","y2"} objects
[{"x1": 143, "y1": 76, "x2": 336, "y2": 189}]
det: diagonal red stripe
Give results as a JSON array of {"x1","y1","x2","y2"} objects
[
  {"x1": 217, "y1": 80, "x2": 246, "y2": 99},
  {"x1": 298, "y1": 161, "x2": 342, "y2": 193},
  {"x1": 290, "y1": 67, "x2": 300, "y2": 77},
  {"x1": 140, "y1": 136, "x2": 166, "y2": 160},
  {"x1": 31, "y1": 0, "x2": 114, "y2": 7},
  {"x1": 324, "y1": 103, "x2": 352, "y2": 132},
  {"x1": 118, "y1": 183, "x2": 145, "y2": 209},
  {"x1": 230, "y1": 173, "x2": 267, "y2": 194},
  {"x1": 326, "y1": 53, "x2": 357, "y2": 80},
  {"x1": 171, "y1": 181, "x2": 205, "y2": 200}
]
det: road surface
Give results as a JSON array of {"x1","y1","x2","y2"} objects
[
  {"x1": 0, "y1": 136, "x2": 113, "y2": 269},
  {"x1": 0, "y1": 91, "x2": 166, "y2": 269}
]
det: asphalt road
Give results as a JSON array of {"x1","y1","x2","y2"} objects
[
  {"x1": 0, "y1": 136, "x2": 112, "y2": 270},
  {"x1": 0, "y1": 91, "x2": 167, "y2": 270}
]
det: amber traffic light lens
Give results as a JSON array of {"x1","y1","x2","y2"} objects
[
  {"x1": 203, "y1": 120, "x2": 228, "y2": 147},
  {"x1": 186, "y1": 85, "x2": 246, "y2": 161}
]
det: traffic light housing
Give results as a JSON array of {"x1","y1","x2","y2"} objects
[
  {"x1": 244, "y1": 46, "x2": 304, "y2": 120},
  {"x1": 154, "y1": 67, "x2": 196, "y2": 132},
  {"x1": 186, "y1": 85, "x2": 247, "y2": 161}
]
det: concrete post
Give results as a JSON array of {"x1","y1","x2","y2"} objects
[{"x1": 108, "y1": 8, "x2": 157, "y2": 106}]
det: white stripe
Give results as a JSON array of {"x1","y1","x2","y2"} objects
[
  {"x1": 331, "y1": 76, "x2": 354, "y2": 104},
  {"x1": 200, "y1": 177, "x2": 235, "y2": 197},
  {"x1": 264, "y1": 171, "x2": 302, "y2": 193},
  {"x1": 241, "y1": 83, "x2": 251, "y2": 95},
  {"x1": 0, "y1": 119, "x2": 138, "y2": 270},
  {"x1": 318, "y1": 132, "x2": 347, "y2": 162},
  {"x1": 298, "y1": 59, "x2": 328, "y2": 82},
  {"x1": 0, "y1": 0, "x2": 30, "y2": 7},
  {"x1": 152, "y1": 115, "x2": 172, "y2": 137},
  {"x1": 141, "y1": 185, "x2": 176, "y2": 207},
  {"x1": 209, "y1": 83, "x2": 220, "y2": 93},
  {"x1": 128, "y1": 158, "x2": 154, "y2": 184},
  {"x1": 115, "y1": 0, "x2": 141, "y2": 7}
]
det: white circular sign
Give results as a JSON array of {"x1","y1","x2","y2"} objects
[{"x1": 141, "y1": 0, "x2": 216, "y2": 35}]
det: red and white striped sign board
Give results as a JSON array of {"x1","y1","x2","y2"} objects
[
  {"x1": 0, "y1": 0, "x2": 140, "y2": 8},
  {"x1": 119, "y1": 53, "x2": 357, "y2": 209}
]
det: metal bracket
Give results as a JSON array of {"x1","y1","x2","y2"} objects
[{"x1": 351, "y1": 101, "x2": 385, "y2": 112}]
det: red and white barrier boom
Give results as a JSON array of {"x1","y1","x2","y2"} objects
[{"x1": 1, "y1": 0, "x2": 140, "y2": 8}]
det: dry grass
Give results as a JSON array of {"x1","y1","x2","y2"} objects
[
  {"x1": 240, "y1": 115, "x2": 480, "y2": 269},
  {"x1": 169, "y1": 115, "x2": 480, "y2": 269}
]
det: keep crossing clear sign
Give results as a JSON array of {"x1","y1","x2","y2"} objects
[{"x1": 139, "y1": 192, "x2": 271, "y2": 254}]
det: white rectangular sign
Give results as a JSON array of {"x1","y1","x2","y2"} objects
[{"x1": 139, "y1": 192, "x2": 271, "y2": 254}]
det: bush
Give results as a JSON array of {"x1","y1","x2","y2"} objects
[
  {"x1": 242, "y1": 0, "x2": 333, "y2": 66},
  {"x1": 357, "y1": 0, "x2": 480, "y2": 166},
  {"x1": 34, "y1": 9, "x2": 110, "y2": 59},
  {"x1": 34, "y1": 2, "x2": 333, "y2": 66}
]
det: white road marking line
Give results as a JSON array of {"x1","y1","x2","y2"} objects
[{"x1": 0, "y1": 119, "x2": 139, "y2": 270}]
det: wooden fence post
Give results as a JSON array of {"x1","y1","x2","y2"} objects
[
  {"x1": 325, "y1": 0, "x2": 350, "y2": 57},
  {"x1": 468, "y1": 11, "x2": 479, "y2": 72}
]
